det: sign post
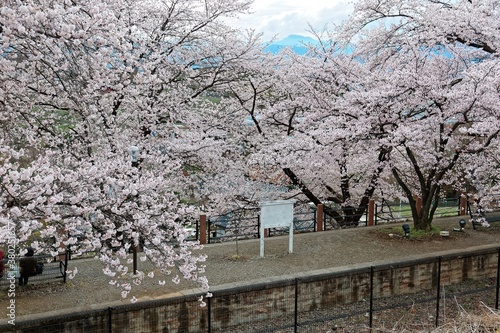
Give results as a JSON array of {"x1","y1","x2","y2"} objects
[{"x1": 259, "y1": 200, "x2": 296, "y2": 257}]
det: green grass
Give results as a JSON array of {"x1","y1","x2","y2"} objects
[
  {"x1": 378, "y1": 204, "x2": 459, "y2": 219},
  {"x1": 408, "y1": 225, "x2": 442, "y2": 238},
  {"x1": 379, "y1": 225, "x2": 442, "y2": 240}
]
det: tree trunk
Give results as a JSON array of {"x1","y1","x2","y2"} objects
[
  {"x1": 283, "y1": 147, "x2": 389, "y2": 228},
  {"x1": 413, "y1": 215, "x2": 433, "y2": 231}
]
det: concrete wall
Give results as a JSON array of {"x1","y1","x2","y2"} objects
[{"x1": 1, "y1": 246, "x2": 498, "y2": 333}]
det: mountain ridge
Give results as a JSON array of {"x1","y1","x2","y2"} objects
[{"x1": 264, "y1": 34, "x2": 319, "y2": 55}]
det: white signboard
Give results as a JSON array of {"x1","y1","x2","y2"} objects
[{"x1": 259, "y1": 200, "x2": 296, "y2": 257}]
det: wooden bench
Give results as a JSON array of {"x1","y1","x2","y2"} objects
[{"x1": 0, "y1": 254, "x2": 68, "y2": 288}]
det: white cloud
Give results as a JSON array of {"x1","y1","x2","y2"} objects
[{"x1": 225, "y1": 0, "x2": 354, "y2": 41}]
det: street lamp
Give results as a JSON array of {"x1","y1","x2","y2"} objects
[
  {"x1": 453, "y1": 219, "x2": 466, "y2": 232},
  {"x1": 129, "y1": 146, "x2": 140, "y2": 274},
  {"x1": 402, "y1": 224, "x2": 411, "y2": 238},
  {"x1": 459, "y1": 219, "x2": 466, "y2": 230}
]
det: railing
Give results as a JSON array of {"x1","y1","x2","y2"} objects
[
  {"x1": 268, "y1": 209, "x2": 317, "y2": 237},
  {"x1": 323, "y1": 205, "x2": 369, "y2": 230},
  {"x1": 206, "y1": 208, "x2": 318, "y2": 241},
  {"x1": 207, "y1": 209, "x2": 260, "y2": 244},
  {"x1": 205, "y1": 205, "x2": 370, "y2": 242},
  {"x1": 191, "y1": 196, "x2": 499, "y2": 244},
  {"x1": 375, "y1": 197, "x2": 461, "y2": 224}
]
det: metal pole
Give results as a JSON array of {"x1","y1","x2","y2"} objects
[
  {"x1": 63, "y1": 249, "x2": 69, "y2": 283},
  {"x1": 369, "y1": 266, "x2": 374, "y2": 329},
  {"x1": 208, "y1": 218, "x2": 211, "y2": 244},
  {"x1": 435, "y1": 257, "x2": 442, "y2": 327},
  {"x1": 365, "y1": 207, "x2": 368, "y2": 226},
  {"x1": 257, "y1": 215, "x2": 260, "y2": 238},
  {"x1": 207, "y1": 294, "x2": 212, "y2": 333},
  {"x1": 196, "y1": 219, "x2": 199, "y2": 242},
  {"x1": 313, "y1": 209, "x2": 317, "y2": 232},
  {"x1": 133, "y1": 245, "x2": 138, "y2": 275},
  {"x1": 108, "y1": 307, "x2": 113, "y2": 333},
  {"x1": 294, "y1": 278, "x2": 299, "y2": 333},
  {"x1": 496, "y1": 247, "x2": 500, "y2": 310}
]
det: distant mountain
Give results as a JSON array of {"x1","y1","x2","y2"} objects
[
  {"x1": 264, "y1": 35, "x2": 319, "y2": 55},
  {"x1": 264, "y1": 34, "x2": 354, "y2": 55},
  {"x1": 270, "y1": 34, "x2": 319, "y2": 47}
]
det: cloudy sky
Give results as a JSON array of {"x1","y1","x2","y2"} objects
[{"x1": 225, "y1": 0, "x2": 355, "y2": 41}]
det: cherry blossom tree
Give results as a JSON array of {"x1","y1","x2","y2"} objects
[
  {"x1": 182, "y1": 39, "x2": 396, "y2": 227},
  {"x1": 273, "y1": 45, "x2": 395, "y2": 226},
  {"x1": 188, "y1": 0, "x2": 499, "y2": 232},
  {"x1": 460, "y1": 140, "x2": 500, "y2": 214},
  {"x1": 337, "y1": 0, "x2": 499, "y2": 230},
  {"x1": 0, "y1": 0, "x2": 253, "y2": 299}
]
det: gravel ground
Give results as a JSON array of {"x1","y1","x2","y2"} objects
[{"x1": 2, "y1": 216, "x2": 500, "y2": 319}]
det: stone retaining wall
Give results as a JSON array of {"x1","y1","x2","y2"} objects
[{"x1": 1, "y1": 246, "x2": 498, "y2": 332}]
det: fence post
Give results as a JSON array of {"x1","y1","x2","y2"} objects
[
  {"x1": 257, "y1": 215, "x2": 269, "y2": 237},
  {"x1": 199, "y1": 215, "x2": 207, "y2": 245},
  {"x1": 435, "y1": 257, "x2": 442, "y2": 327},
  {"x1": 368, "y1": 199, "x2": 375, "y2": 226},
  {"x1": 316, "y1": 204, "x2": 324, "y2": 232},
  {"x1": 416, "y1": 196, "x2": 422, "y2": 217},
  {"x1": 459, "y1": 193, "x2": 467, "y2": 216}
]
